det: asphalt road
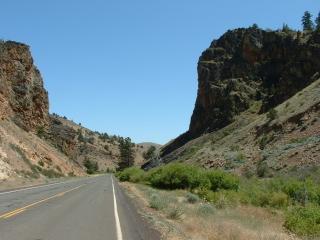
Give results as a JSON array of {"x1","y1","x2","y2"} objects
[{"x1": 0, "y1": 175, "x2": 160, "y2": 240}]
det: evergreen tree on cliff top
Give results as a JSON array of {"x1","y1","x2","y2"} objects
[
  {"x1": 315, "y1": 11, "x2": 320, "y2": 31},
  {"x1": 302, "y1": 11, "x2": 314, "y2": 31}
]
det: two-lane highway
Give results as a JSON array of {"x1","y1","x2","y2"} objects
[{"x1": 0, "y1": 175, "x2": 160, "y2": 240}]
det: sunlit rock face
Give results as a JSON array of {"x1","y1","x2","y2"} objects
[
  {"x1": 0, "y1": 41, "x2": 49, "y2": 131},
  {"x1": 161, "y1": 28, "x2": 320, "y2": 156}
]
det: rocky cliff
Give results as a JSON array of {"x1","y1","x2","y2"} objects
[
  {"x1": 0, "y1": 40, "x2": 152, "y2": 185},
  {"x1": 0, "y1": 41, "x2": 85, "y2": 186},
  {"x1": 162, "y1": 28, "x2": 320, "y2": 157},
  {"x1": 0, "y1": 41, "x2": 49, "y2": 132}
]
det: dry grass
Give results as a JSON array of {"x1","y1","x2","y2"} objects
[
  {"x1": 0, "y1": 119, "x2": 85, "y2": 186},
  {"x1": 163, "y1": 79, "x2": 320, "y2": 176},
  {"x1": 121, "y1": 182, "x2": 300, "y2": 240}
]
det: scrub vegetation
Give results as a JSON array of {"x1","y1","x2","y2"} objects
[{"x1": 118, "y1": 163, "x2": 320, "y2": 239}]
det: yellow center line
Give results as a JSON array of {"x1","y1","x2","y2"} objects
[
  {"x1": 0, "y1": 184, "x2": 84, "y2": 220},
  {"x1": 3, "y1": 209, "x2": 26, "y2": 219}
]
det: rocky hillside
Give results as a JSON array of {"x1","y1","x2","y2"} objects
[
  {"x1": 0, "y1": 41, "x2": 49, "y2": 131},
  {"x1": 0, "y1": 41, "x2": 85, "y2": 187},
  {"x1": 44, "y1": 114, "x2": 155, "y2": 171},
  {"x1": 0, "y1": 40, "x2": 155, "y2": 186},
  {"x1": 161, "y1": 28, "x2": 320, "y2": 175},
  {"x1": 162, "y1": 28, "x2": 320, "y2": 156}
]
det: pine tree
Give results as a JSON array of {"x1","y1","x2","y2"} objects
[
  {"x1": 315, "y1": 11, "x2": 320, "y2": 31},
  {"x1": 251, "y1": 23, "x2": 259, "y2": 29},
  {"x1": 143, "y1": 146, "x2": 156, "y2": 161},
  {"x1": 282, "y1": 23, "x2": 291, "y2": 33},
  {"x1": 118, "y1": 137, "x2": 135, "y2": 170},
  {"x1": 83, "y1": 159, "x2": 99, "y2": 174},
  {"x1": 302, "y1": 11, "x2": 314, "y2": 31}
]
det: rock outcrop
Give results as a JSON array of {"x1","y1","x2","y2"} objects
[
  {"x1": 161, "y1": 28, "x2": 320, "y2": 156},
  {"x1": 0, "y1": 41, "x2": 85, "y2": 183},
  {"x1": 0, "y1": 40, "x2": 154, "y2": 185},
  {"x1": 45, "y1": 114, "x2": 154, "y2": 171},
  {"x1": 0, "y1": 41, "x2": 49, "y2": 131}
]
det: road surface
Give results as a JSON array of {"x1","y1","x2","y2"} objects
[{"x1": 0, "y1": 175, "x2": 160, "y2": 240}]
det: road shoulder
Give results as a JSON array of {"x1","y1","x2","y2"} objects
[{"x1": 113, "y1": 178, "x2": 162, "y2": 240}]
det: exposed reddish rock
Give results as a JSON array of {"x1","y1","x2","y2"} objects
[{"x1": 0, "y1": 41, "x2": 48, "y2": 131}]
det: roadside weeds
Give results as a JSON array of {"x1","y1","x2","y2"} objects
[{"x1": 121, "y1": 182, "x2": 300, "y2": 240}]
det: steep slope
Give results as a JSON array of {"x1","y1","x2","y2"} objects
[
  {"x1": 0, "y1": 120, "x2": 84, "y2": 183},
  {"x1": 162, "y1": 28, "x2": 320, "y2": 157},
  {"x1": 162, "y1": 78, "x2": 320, "y2": 175},
  {"x1": 0, "y1": 41, "x2": 48, "y2": 131},
  {"x1": 0, "y1": 40, "x2": 155, "y2": 185},
  {"x1": 160, "y1": 28, "x2": 320, "y2": 175},
  {"x1": 0, "y1": 41, "x2": 85, "y2": 185}
]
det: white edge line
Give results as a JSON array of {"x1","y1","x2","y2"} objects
[
  {"x1": 0, "y1": 177, "x2": 92, "y2": 196},
  {"x1": 111, "y1": 176, "x2": 123, "y2": 240}
]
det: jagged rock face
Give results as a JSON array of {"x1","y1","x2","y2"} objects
[
  {"x1": 0, "y1": 41, "x2": 49, "y2": 131},
  {"x1": 47, "y1": 116, "x2": 78, "y2": 159},
  {"x1": 162, "y1": 28, "x2": 320, "y2": 156}
]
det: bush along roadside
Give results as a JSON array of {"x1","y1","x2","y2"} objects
[{"x1": 116, "y1": 163, "x2": 320, "y2": 238}]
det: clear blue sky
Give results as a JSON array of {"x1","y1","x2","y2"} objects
[{"x1": 1, "y1": 1, "x2": 318, "y2": 144}]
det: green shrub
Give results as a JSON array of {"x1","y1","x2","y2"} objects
[
  {"x1": 83, "y1": 159, "x2": 99, "y2": 174},
  {"x1": 186, "y1": 192, "x2": 200, "y2": 204},
  {"x1": 259, "y1": 135, "x2": 269, "y2": 150},
  {"x1": 204, "y1": 190, "x2": 239, "y2": 209},
  {"x1": 117, "y1": 167, "x2": 145, "y2": 183},
  {"x1": 41, "y1": 168, "x2": 64, "y2": 178},
  {"x1": 239, "y1": 178, "x2": 320, "y2": 208},
  {"x1": 205, "y1": 191, "x2": 227, "y2": 208},
  {"x1": 18, "y1": 170, "x2": 40, "y2": 179},
  {"x1": 149, "y1": 194, "x2": 168, "y2": 210},
  {"x1": 281, "y1": 178, "x2": 320, "y2": 205},
  {"x1": 242, "y1": 166, "x2": 255, "y2": 179},
  {"x1": 147, "y1": 163, "x2": 210, "y2": 190},
  {"x1": 269, "y1": 192, "x2": 289, "y2": 208},
  {"x1": 256, "y1": 161, "x2": 270, "y2": 177},
  {"x1": 197, "y1": 203, "x2": 215, "y2": 217},
  {"x1": 206, "y1": 170, "x2": 239, "y2": 191},
  {"x1": 282, "y1": 180, "x2": 316, "y2": 205},
  {"x1": 143, "y1": 146, "x2": 156, "y2": 161},
  {"x1": 56, "y1": 165, "x2": 62, "y2": 172},
  {"x1": 267, "y1": 108, "x2": 278, "y2": 121},
  {"x1": 229, "y1": 145, "x2": 240, "y2": 151},
  {"x1": 196, "y1": 188, "x2": 211, "y2": 201},
  {"x1": 88, "y1": 137, "x2": 95, "y2": 144},
  {"x1": 167, "y1": 205, "x2": 184, "y2": 219},
  {"x1": 254, "y1": 191, "x2": 272, "y2": 207},
  {"x1": 285, "y1": 205, "x2": 320, "y2": 237},
  {"x1": 34, "y1": 165, "x2": 42, "y2": 172},
  {"x1": 36, "y1": 126, "x2": 46, "y2": 138},
  {"x1": 244, "y1": 182, "x2": 289, "y2": 208}
]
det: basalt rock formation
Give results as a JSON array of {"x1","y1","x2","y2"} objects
[
  {"x1": 0, "y1": 41, "x2": 49, "y2": 132},
  {"x1": 161, "y1": 28, "x2": 320, "y2": 157}
]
